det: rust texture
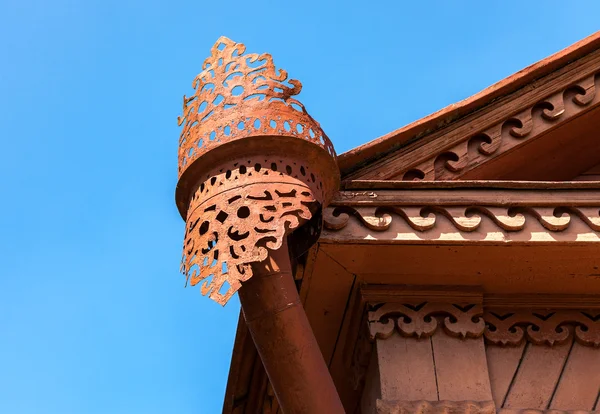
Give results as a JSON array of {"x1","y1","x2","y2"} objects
[
  {"x1": 176, "y1": 37, "x2": 339, "y2": 304},
  {"x1": 238, "y1": 239, "x2": 345, "y2": 413}
]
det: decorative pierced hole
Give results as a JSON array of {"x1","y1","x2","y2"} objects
[
  {"x1": 231, "y1": 85, "x2": 244, "y2": 96},
  {"x1": 237, "y1": 206, "x2": 250, "y2": 219}
]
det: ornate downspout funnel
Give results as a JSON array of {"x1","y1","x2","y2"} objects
[{"x1": 176, "y1": 38, "x2": 343, "y2": 413}]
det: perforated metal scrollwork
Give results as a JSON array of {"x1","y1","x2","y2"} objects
[{"x1": 176, "y1": 37, "x2": 339, "y2": 304}]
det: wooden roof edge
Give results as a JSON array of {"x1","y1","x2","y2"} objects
[
  {"x1": 341, "y1": 179, "x2": 600, "y2": 190},
  {"x1": 337, "y1": 30, "x2": 600, "y2": 177}
]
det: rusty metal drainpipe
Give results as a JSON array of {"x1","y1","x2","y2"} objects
[
  {"x1": 175, "y1": 36, "x2": 344, "y2": 413},
  {"x1": 238, "y1": 239, "x2": 345, "y2": 413}
]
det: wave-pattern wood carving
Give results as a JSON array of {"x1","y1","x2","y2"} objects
[
  {"x1": 347, "y1": 47, "x2": 600, "y2": 181},
  {"x1": 403, "y1": 73, "x2": 600, "y2": 181},
  {"x1": 323, "y1": 205, "x2": 600, "y2": 243}
]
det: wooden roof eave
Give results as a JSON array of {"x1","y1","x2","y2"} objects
[
  {"x1": 340, "y1": 31, "x2": 600, "y2": 181},
  {"x1": 323, "y1": 181, "x2": 600, "y2": 245}
]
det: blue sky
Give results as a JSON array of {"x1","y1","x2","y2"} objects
[{"x1": 1, "y1": 1, "x2": 599, "y2": 412}]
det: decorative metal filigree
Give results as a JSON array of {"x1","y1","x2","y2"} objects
[
  {"x1": 176, "y1": 37, "x2": 339, "y2": 304},
  {"x1": 181, "y1": 157, "x2": 323, "y2": 303},
  {"x1": 177, "y1": 36, "x2": 335, "y2": 178}
]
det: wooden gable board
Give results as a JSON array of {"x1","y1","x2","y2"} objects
[{"x1": 341, "y1": 31, "x2": 600, "y2": 182}]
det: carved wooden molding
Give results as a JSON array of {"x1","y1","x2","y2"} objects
[
  {"x1": 485, "y1": 310, "x2": 600, "y2": 347},
  {"x1": 405, "y1": 73, "x2": 600, "y2": 181},
  {"x1": 322, "y1": 186, "x2": 600, "y2": 244},
  {"x1": 324, "y1": 205, "x2": 600, "y2": 243},
  {"x1": 347, "y1": 47, "x2": 600, "y2": 181},
  {"x1": 368, "y1": 302, "x2": 485, "y2": 340},
  {"x1": 376, "y1": 399, "x2": 496, "y2": 414},
  {"x1": 368, "y1": 305, "x2": 600, "y2": 347}
]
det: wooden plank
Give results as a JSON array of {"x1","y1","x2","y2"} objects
[
  {"x1": 360, "y1": 351, "x2": 381, "y2": 414},
  {"x1": 580, "y1": 161, "x2": 600, "y2": 175},
  {"x1": 323, "y1": 244, "x2": 600, "y2": 293},
  {"x1": 362, "y1": 285, "x2": 483, "y2": 305},
  {"x1": 486, "y1": 343, "x2": 526, "y2": 406},
  {"x1": 485, "y1": 294, "x2": 600, "y2": 309},
  {"x1": 298, "y1": 244, "x2": 319, "y2": 304},
  {"x1": 376, "y1": 334, "x2": 438, "y2": 401},
  {"x1": 574, "y1": 174, "x2": 600, "y2": 181},
  {"x1": 550, "y1": 342, "x2": 600, "y2": 410},
  {"x1": 342, "y1": 180, "x2": 600, "y2": 190},
  {"x1": 321, "y1": 244, "x2": 600, "y2": 296},
  {"x1": 504, "y1": 339, "x2": 573, "y2": 409},
  {"x1": 327, "y1": 280, "x2": 364, "y2": 412},
  {"x1": 302, "y1": 250, "x2": 356, "y2": 365},
  {"x1": 331, "y1": 188, "x2": 600, "y2": 207},
  {"x1": 431, "y1": 332, "x2": 493, "y2": 401}
]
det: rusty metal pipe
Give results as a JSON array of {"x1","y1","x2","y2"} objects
[{"x1": 238, "y1": 239, "x2": 345, "y2": 414}]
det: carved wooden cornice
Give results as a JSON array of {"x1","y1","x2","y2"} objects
[
  {"x1": 376, "y1": 400, "x2": 496, "y2": 414},
  {"x1": 348, "y1": 48, "x2": 600, "y2": 181},
  {"x1": 367, "y1": 302, "x2": 600, "y2": 348},
  {"x1": 485, "y1": 310, "x2": 600, "y2": 347},
  {"x1": 323, "y1": 184, "x2": 600, "y2": 244},
  {"x1": 369, "y1": 303, "x2": 485, "y2": 340}
]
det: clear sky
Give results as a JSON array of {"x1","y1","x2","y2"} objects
[{"x1": 1, "y1": 1, "x2": 599, "y2": 413}]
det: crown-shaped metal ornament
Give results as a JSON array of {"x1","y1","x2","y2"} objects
[{"x1": 176, "y1": 37, "x2": 339, "y2": 305}]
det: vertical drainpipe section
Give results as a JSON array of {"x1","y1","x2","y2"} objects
[{"x1": 175, "y1": 37, "x2": 344, "y2": 413}]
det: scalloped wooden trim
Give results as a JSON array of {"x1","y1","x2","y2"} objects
[
  {"x1": 485, "y1": 310, "x2": 600, "y2": 347},
  {"x1": 347, "y1": 47, "x2": 600, "y2": 181},
  {"x1": 323, "y1": 187, "x2": 600, "y2": 244},
  {"x1": 368, "y1": 302, "x2": 485, "y2": 341},
  {"x1": 323, "y1": 205, "x2": 600, "y2": 243}
]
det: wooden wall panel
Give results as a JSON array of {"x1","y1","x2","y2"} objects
[
  {"x1": 302, "y1": 250, "x2": 356, "y2": 365},
  {"x1": 360, "y1": 351, "x2": 381, "y2": 414},
  {"x1": 377, "y1": 335, "x2": 438, "y2": 401},
  {"x1": 503, "y1": 340, "x2": 573, "y2": 409},
  {"x1": 431, "y1": 332, "x2": 492, "y2": 402},
  {"x1": 486, "y1": 343, "x2": 526, "y2": 406},
  {"x1": 550, "y1": 342, "x2": 600, "y2": 410}
]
